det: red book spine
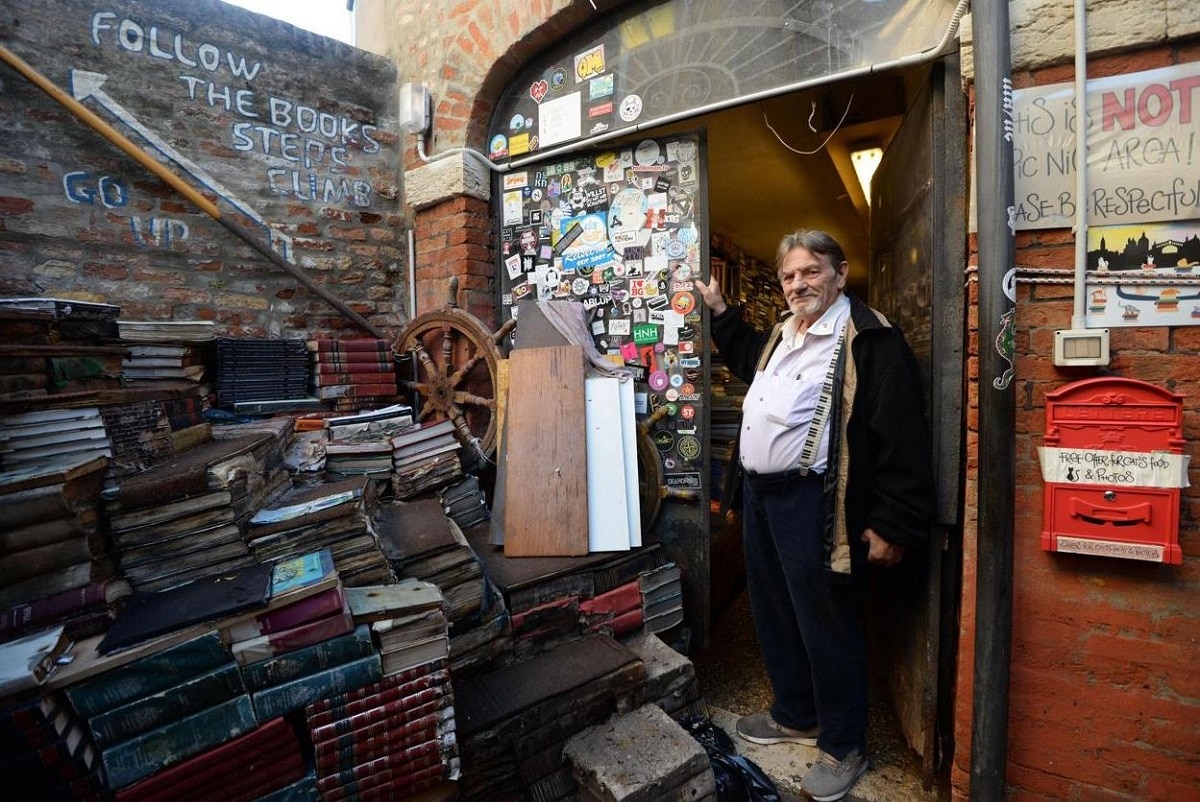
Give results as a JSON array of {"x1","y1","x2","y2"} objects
[
  {"x1": 322, "y1": 760, "x2": 445, "y2": 802},
  {"x1": 314, "y1": 712, "x2": 440, "y2": 773},
  {"x1": 231, "y1": 586, "x2": 345, "y2": 640},
  {"x1": 318, "y1": 384, "x2": 398, "y2": 397},
  {"x1": 312, "y1": 697, "x2": 447, "y2": 757},
  {"x1": 578, "y1": 580, "x2": 641, "y2": 616},
  {"x1": 316, "y1": 742, "x2": 442, "y2": 799},
  {"x1": 119, "y1": 741, "x2": 302, "y2": 802},
  {"x1": 312, "y1": 352, "x2": 394, "y2": 365},
  {"x1": 314, "y1": 361, "x2": 397, "y2": 374},
  {"x1": 612, "y1": 606, "x2": 644, "y2": 637},
  {"x1": 310, "y1": 339, "x2": 392, "y2": 352},
  {"x1": 308, "y1": 688, "x2": 446, "y2": 744},
  {"x1": 232, "y1": 610, "x2": 354, "y2": 665},
  {"x1": 0, "y1": 581, "x2": 110, "y2": 637},
  {"x1": 114, "y1": 718, "x2": 297, "y2": 802},
  {"x1": 305, "y1": 673, "x2": 448, "y2": 732},
  {"x1": 304, "y1": 664, "x2": 444, "y2": 725}
]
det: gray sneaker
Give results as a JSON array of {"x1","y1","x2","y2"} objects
[
  {"x1": 801, "y1": 749, "x2": 868, "y2": 801},
  {"x1": 734, "y1": 711, "x2": 819, "y2": 746}
]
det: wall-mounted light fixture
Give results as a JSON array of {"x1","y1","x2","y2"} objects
[{"x1": 850, "y1": 145, "x2": 883, "y2": 205}]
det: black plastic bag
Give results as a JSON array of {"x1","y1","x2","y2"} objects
[{"x1": 683, "y1": 717, "x2": 782, "y2": 802}]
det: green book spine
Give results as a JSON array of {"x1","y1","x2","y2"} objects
[
  {"x1": 242, "y1": 624, "x2": 374, "y2": 692},
  {"x1": 87, "y1": 662, "x2": 245, "y2": 749},
  {"x1": 101, "y1": 693, "x2": 257, "y2": 789},
  {"x1": 64, "y1": 631, "x2": 230, "y2": 718},
  {"x1": 251, "y1": 653, "x2": 382, "y2": 721}
]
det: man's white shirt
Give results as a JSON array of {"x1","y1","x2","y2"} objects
[{"x1": 738, "y1": 294, "x2": 850, "y2": 474}]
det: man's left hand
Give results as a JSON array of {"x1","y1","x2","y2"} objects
[{"x1": 862, "y1": 528, "x2": 904, "y2": 566}]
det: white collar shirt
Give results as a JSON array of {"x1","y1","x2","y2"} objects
[{"x1": 738, "y1": 294, "x2": 850, "y2": 475}]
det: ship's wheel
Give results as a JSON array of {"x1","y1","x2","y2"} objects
[{"x1": 392, "y1": 277, "x2": 514, "y2": 458}]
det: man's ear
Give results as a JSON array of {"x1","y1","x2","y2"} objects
[{"x1": 836, "y1": 260, "x2": 849, "y2": 289}]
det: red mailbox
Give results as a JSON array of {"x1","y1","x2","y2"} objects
[{"x1": 1041, "y1": 377, "x2": 1188, "y2": 564}]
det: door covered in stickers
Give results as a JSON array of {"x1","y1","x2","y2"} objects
[{"x1": 496, "y1": 132, "x2": 711, "y2": 642}]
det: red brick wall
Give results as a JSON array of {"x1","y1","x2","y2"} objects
[
  {"x1": 955, "y1": 43, "x2": 1200, "y2": 802},
  {"x1": 413, "y1": 196, "x2": 494, "y2": 321}
]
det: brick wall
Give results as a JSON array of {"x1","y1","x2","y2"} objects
[
  {"x1": 955, "y1": 41, "x2": 1200, "y2": 801},
  {"x1": 0, "y1": 0, "x2": 407, "y2": 340}
]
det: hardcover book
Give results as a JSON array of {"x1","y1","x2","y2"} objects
[
  {"x1": 231, "y1": 609, "x2": 355, "y2": 667},
  {"x1": 241, "y1": 624, "x2": 374, "y2": 693},
  {"x1": 304, "y1": 664, "x2": 451, "y2": 731},
  {"x1": 64, "y1": 631, "x2": 232, "y2": 718},
  {"x1": 100, "y1": 693, "x2": 258, "y2": 789},
  {"x1": 86, "y1": 661, "x2": 245, "y2": 749},
  {"x1": 251, "y1": 652, "x2": 382, "y2": 720},
  {"x1": 222, "y1": 585, "x2": 345, "y2": 643},
  {"x1": 96, "y1": 563, "x2": 272, "y2": 655}
]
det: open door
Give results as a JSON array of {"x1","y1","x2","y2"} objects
[
  {"x1": 491, "y1": 131, "x2": 714, "y2": 648},
  {"x1": 867, "y1": 56, "x2": 967, "y2": 786}
]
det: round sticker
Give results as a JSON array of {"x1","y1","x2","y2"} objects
[
  {"x1": 671, "y1": 262, "x2": 693, "y2": 282},
  {"x1": 648, "y1": 371, "x2": 669, "y2": 391},
  {"x1": 619, "y1": 94, "x2": 644, "y2": 122},
  {"x1": 671, "y1": 292, "x2": 696, "y2": 315},
  {"x1": 677, "y1": 434, "x2": 701, "y2": 461},
  {"x1": 669, "y1": 373, "x2": 684, "y2": 388},
  {"x1": 665, "y1": 388, "x2": 679, "y2": 402},
  {"x1": 488, "y1": 134, "x2": 508, "y2": 158},
  {"x1": 653, "y1": 430, "x2": 674, "y2": 452},
  {"x1": 681, "y1": 383, "x2": 695, "y2": 395},
  {"x1": 680, "y1": 404, "x2": 696, "y2": 421},
  {"x1": 664, "y1": 403, "x2": 678, "y2": 417},
  {"x1": 571, "y1": 278, "x2": 589, "y2": 295},
  {"x1": 665, "y1": 240, "x2": 686, "y2": 259},
  {"x1": 509, "y1": 114, "x2": 525, "y2": 131},
  {"x1": 635, "y1": 140, "x2": 661, "y2": 166},
  {"x1": 664, "y1": 457, "x2": 676, "y2": 470}
]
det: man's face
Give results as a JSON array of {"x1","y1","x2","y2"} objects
[
  {"x1": 778, "y1": 246, "x2": 847, "y2": 324},
  {"x1": 519, "y1": 230, "x2": 537, "y2": 252}
]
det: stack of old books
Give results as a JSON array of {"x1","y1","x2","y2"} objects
[
  {"x1": 303, "y1": 581, "x2": 460, "y2": 801},
  {"x1": 346, "y1": 580, "x2": 449, "y2": 677},
  {"x1": 121, "y1": 341, "x2": 211, "y2": 385},
  {"x1": 246, "y1": 476, "x2": 393, "y2": 587},
  {"x1": 109, "y1": 716, "x2": 310, "y2": 802},
  {"x1": 103, "y1": 433, "x2": 286, "y2": 591},
  {"x1": 308, "y1": 337, "x2": 399, "y2": 408},
  {"x1": 0, "y1": 407, "x2": 113, "y2": 471},
  {"x1": 455, "y1": 634, "x2": 646, "y2": 801},
  {"x1": 390, "y1": 419, "x2": 463, "y2": 499},
  {"x1": 222, "y1": 551, "x2": 382, "y2": 722},
  {"x1": 215, "y1": 338, "x2": 311, "y2": 408},
  {"x1": 63, "y1": 631, "x2": 257, "y2": 792},
  {"x1": 0, "y1": 453, "x2": 115, "y2": 620},
  {"x1": 640, "y1": 563, "x2": 685, "y2": 637},
  {"x1": 375, "y1": 499, "x2": 486, "y2": 631},
  {"x1": 438, "y1": 475, "x2": 489, "y2": 529},
  {"x1": 118, "y1": 319, "x2": 215, "y2": 343},
  {"x1": 0, "y1": 690, "x2": 106, "y2": 801},
  {"x1": 0, "y1": 298, "x2": 125, "y2": 405}
]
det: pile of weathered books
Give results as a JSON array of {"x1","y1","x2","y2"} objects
[
  {"x1": 308, "y1": 338, "x2": 400, "y2": 410},
  {"x1": 0, "y1": 452, "x2": 117, "y2": 621},
  {"x1": 391, "y1": 419, "x2": 463, "y2": 499},
  {"x1": 246, "y1": 476, "x2": 394, "y2": 587},
  {"x1": 0, "y1": 297, "x2": 124, "y2": 404},
  {"x1": 215, "y1": 338, "x2": 311, "y2": 407},
  {"x1": 0, "y1": 689, "x2": 107, "y2": 801}
]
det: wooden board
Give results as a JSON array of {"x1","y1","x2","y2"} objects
[{"x1": 502, "y1": 345, "x2": 588, "y2": 556}]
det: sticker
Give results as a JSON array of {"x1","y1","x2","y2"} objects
[
  {"x1": 679, "y1": 357, "x2": 702, "y2": 368},
  {"x1": 608, "y1": 318, "x2": 631, "y2": 336},
  {"x1": 665, "y1": 388, "x2": 679, "y2": 402},
  {"x1": 634, "y1": 323, "x2": 660, "y2": 345},
  {"x1": 550, "y1": 67, "x2": 568, "y2": 91},
  {"x1": 575, "y1": 44, "x2": 606, "y2": 82},
  {"x1": 489, "y1": 134, "x2": 508, "y2": 159},
  {"x1": 681, "y1": 382, "x2": 696, "y2": 395},
  {"x1": 530, "y1": 80, "x2": 549, "y2": 103},
  {"x1": 572, "y1": 277, "x2": 590, "y2": 295},
  {"x1": 677, "y1": 434, "x2": 701, "y2": 461},
  {"x1": 671, "y1": 292, "x2": 696, "y2": 315},
  {"x1": 678, "y1": 341, "x2": 694, "y2": 355},
  {"x1": 635, "y1": 392, "x2": 649, "y2": 414},
  {"x1": 664, "y1": 458, "x2": 676, "y2": 470},
  {"x1": 665, "y1": 240, "x2": 686, "y2": 259},
  {"x1": 648, "y1": 371, "x2": 669, "y2": 391},
  {"x1": 665, "y1": 472, "x2": 702, "y2": 490},
  {"x1": 590, "y1": 74, "x2": 615, "y2": 100},
  {"x1": 669, "y1": 373, "x2": 684, "y2": 388},
  {"x1": 635, "y1": 140, "x2": 661, "y2": 166},
  {"x1": 619, "y1": 94, "x2": 643, "y2": 122},
  {"x1": 653, "y1": 430, "x2": 675, "y2": 452},
  {"x1": 680, "y1": 404, "x2": 696, "y2": 421},
  {"x1": 509, "y1": 133, "x2": 531, "y2": 157}
]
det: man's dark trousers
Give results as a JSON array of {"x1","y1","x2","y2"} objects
[{"x1": 742, "y1": 470, "x2": 868, "y2": 759}]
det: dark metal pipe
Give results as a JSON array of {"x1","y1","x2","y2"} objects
[{"x1": 969, "y1": 1, "x2": 1017, "y2": 800}]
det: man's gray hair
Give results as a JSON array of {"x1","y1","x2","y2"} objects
[{"x1": 775, "y1": 229, "x2": 847, "y2": 277}]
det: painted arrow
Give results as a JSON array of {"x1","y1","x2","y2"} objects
[{"x1": 70, "y1": 68, "x2": 292, "y2": 259}]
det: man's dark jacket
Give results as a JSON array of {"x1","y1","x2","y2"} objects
[{"x1": 710, "y1": 293, "x2": 936, "y2": 576}]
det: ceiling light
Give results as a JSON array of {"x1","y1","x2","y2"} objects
[{"x1": 850, "y1": 146, "x2": 883, "y2": 205}]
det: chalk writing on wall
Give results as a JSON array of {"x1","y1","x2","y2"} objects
[{"x1": 62, "y1": 171, "x2": 128, "y2": 208}]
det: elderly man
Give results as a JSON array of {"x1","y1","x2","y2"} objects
[{"x1": 695, "y1": 229, "x2": 934, "y2": 802}]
